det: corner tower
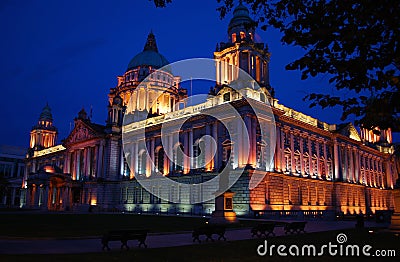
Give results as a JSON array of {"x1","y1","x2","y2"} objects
[
  {"x1": 214, "y1": 3, "x2": 273, "y2": 95},
  {"x1": 29, "y1": 103, "x2": 57, "y2": 151}
]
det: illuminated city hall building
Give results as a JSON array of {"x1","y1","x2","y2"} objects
[{"x1": 21, "y1": 4, "x2": 398, "y2": 218}]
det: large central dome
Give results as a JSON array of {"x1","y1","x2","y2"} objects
[{"x1": 127, "y1": 32, "x2": 169, "y2": 71}]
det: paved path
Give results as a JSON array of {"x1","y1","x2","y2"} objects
[{"x1": 0, "y1": 220, "x2": 386, "y2": 254}]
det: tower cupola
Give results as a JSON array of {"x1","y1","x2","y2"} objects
[
  {"x1": 29, "y1": 103, "x2": 57, "y2": 150},
  {"x1": 228, "y1": 2, "x2": 256, "y2": 43}
]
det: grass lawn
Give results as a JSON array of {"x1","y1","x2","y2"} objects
[
  {"x1": 0, "y1": 229, "x2": 399, "y2": 261},
  {"x1": 0, "y1": 213, "x2": 258, "y2": 238}
]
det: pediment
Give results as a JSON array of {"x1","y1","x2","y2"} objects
[
  {"x1": 64, "y1": 121, "x2": 101, "y2": 145},
  {"x1": 337, "y1": 123, "x2": 361, "y2": 142},
  {"x1": 348, "y1": 124, "x2": 361, "y2": 141}
]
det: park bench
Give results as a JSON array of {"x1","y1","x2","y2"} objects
[
  {"x1": 251, "y1": 222, "x2": 277, "y2": 237},
  {"x1": 101, "y1": 229, "x2": 148, "y2": 250},
  {"x1": 284, "y1": 221, "x2": 307, "y2": 234},
  {"x1": 192, "y1": 224, "x2": 226, "y2": 243}
]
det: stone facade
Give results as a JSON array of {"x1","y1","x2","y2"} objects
[{"x1": 20, "y1": 3, "x2": 398, "y2": 219}]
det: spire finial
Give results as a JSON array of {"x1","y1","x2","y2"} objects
[{"x1": 144, "y1": 31, "x2": 158, "y2": 52}]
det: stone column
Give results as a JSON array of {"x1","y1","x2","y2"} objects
[
  {"x1": 215, "y1": 61, "x2": 221, "y2": 85},
  {"x1": 354, "y1": 148, "x2": 360, "y2": 183},
  {"x1": 323, "y1": 141, "x2": 328, "y2": 177},
  {"x1": 189, "y1": 130, "x2": 194, "y2": 169},
  {"x1": 134, "y1": 142, "x2": 139, "y2": 175},
  {"x1": 308, "y1": 138, "x2": 312, "y2": 176},
  {"x1": 76, "y1": 150, "x2": 81, "y2": 180},
  {"x1": 349, "y1": 146, "x2": 354, "y2": 182},
  {"x1": 275, "y1": 125, "x2": 281, "y2": 172},
  {"x1": 33, "y1": 185, "x2": 39, "y2": 208},
  {"x1": 163, "y1": 135, "x2": 169, "y2": 174},
  {"x1": 145, "y1": 139, "x2": 151, "y2": 176},
  {"x1": 25, "y1": 187, "x2": 31, "y2": 208},
  {"x1": 385, "y1": 160, "x2": 393, "y2": 189},
  {"x1": 205, "y1": 124, "x2": 212, "y2": 171},
  {"x1": 130, "y1": 143, "x2": 136, "y2": 179},
  {"x1": 281, "y1": 129, "x2": 285, "y2": 172},
  {"x1": 380, "y1": 161, "x2": 385, "y2": 188},
  {"x1": 11, "y1": 187, "x2": 16, "y2": 207},
  {"x1": 64, "y1": 152, "x2": 70, "y2": 174},
  {"x1": 83, "y1": 148, "x2": 88, "y2": 179},
  {"x1": 150, "y1": 138, "x2": 155, "y2": 172},
  {"x1": 251, "y1": 117, "x2": 257, "y2": 167},
  {"x1": 168, "y1": 134, "x2": 174, "y2": 174},
  {"x1": 120, "y1": 146, "x2": 125, "y2": 177},
  {"x1": 374, "y1": 158, "x2": 378, "y2": 187},
  {"x1": 93, "y1": 146, "x2": 98, "y2": 178},
  {"x1": 237, "y1": 118, "x2": 244, "y2": 168},
  {"x1": 41, "y1": 186, "x2": 49, "y2": 210},
  {"x1": 290, "y1": 132, "x2": 295, "y2": 174},
  {"x1": 332, "y1": 139, "x2": 340, "y2": 180},
  {"x1": 97, "y1": 141, "x2": 104, "y2": 178},
  {"x1": 87, "y1": 147, "x2": 92, "y2": 179},
  {"x1": 212, "y1": 121, "x2": 218, "y2": 171},
  {"x1": 342, "y1": 146, "x2": 348, "y2": 181},
  {"x1": 184, "y1": 131, "x2": 190, "y2": 174},
  {"x1": 300, "y1": 136, "x2": 304, "y2": 176},
  {"x1": 316, "y1": 140, "x2": 320, "y2": 178}
]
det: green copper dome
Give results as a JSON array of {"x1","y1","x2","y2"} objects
[
  {"x1": 127, "y1": 32, "x2": 170, "y2": 71},
  {"x1": 228, "y1": 3, "x2": 254, "y2": 30},
  {"x1": 39, "y1": 103, "x2": 53, "y2": 122}
]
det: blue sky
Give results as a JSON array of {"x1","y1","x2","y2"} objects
[{"x1": 0, "y1": 0, "x2": 375, "y2": 148}]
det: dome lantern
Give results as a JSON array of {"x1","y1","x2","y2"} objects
[{"x1": 228, "y1": 2, "x2": 256, "y2": 43}]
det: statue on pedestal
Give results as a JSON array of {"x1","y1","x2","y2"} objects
[{"x1": 209, "y1": 161, "x2": 238, "y2": 224}]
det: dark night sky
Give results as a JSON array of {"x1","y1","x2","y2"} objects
[{"x1": 2, "y1": 0, "x2": 391, "y2": 148}]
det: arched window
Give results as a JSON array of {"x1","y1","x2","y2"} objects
[
  {"x1": 294, "y1": 151, "x2": 301, "y2": 174},
  {"x1": 257, "y1": 140, "x2": 267, "y2": 169},
  {"x1": 194, "y1": 139, "x2": 206, "y2": 169},
  {"x1": 173, "y1": 144, "x2": 184, "y2": 172},
  {"x1": 320, "y1": 157, "x2": 326, "y2": 178},
  {"x1": 327, "y1": 158, "x2": 333, "y2": 180},
  {"x1": 222, "y1": 140, "x2": 233, "y2": 168},
  {"x1": 232, "y1": 33, "x2": 237, "y2": 42},
  {"x1": 284, "y1": 148, "x2": 291, "y2": 174},
  {"x1": 312, "y1": 155, "x2": 318, "y2": 177},
  {"x1": 138, "y1": 150, "x2": 147, "y2": 175},
  {"x1": 155, "y1": 147, "x2": 164, "y2": 174},
  {"x1": 303, "y1": 153, "x2": 310, "y2": 175}
]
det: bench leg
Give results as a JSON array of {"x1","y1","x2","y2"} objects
[
  {"x1": 121, "y1": 240, "x2": 129, "y2": 250},
  {"x1": 205, "y1": 235, "x2": 214, "y2": 242},
  {"x1": 102, "y1": 241, "x2": 110, "y2": 251},
  {"x1": 139, "y1": 240, "x2": 147, "y2": 248},
  {"x1": 193, "y1": 236, "x2": 201, "y2": 243},
  {"x1": 266, "y1": 231, "x2": 275, "y2": 237}
]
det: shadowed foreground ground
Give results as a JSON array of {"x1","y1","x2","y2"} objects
[{"x1": 0, "y1": 228, "x2": 399, "y2": 262}]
